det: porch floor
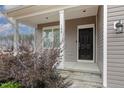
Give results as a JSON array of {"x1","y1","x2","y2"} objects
[
  {"x1": 62, "y1": 62, "x2": 100, "y2": 74},
  {"x1": 58, "y1": 62, "x2": 102, "y2": 88}
]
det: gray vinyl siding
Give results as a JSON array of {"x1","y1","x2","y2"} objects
[
  {"x1": 97, "y1": 6, "x2": 103, "y2": 76},
  {"x1": 108, "y1": 5, "x2": 124, "y2": 88},
  {"x1": 36, "y1": 16, "x2": 96, "y2": 62},
  {"x1": 64, "y1": 16, "x2": 96, "y2": 62}
]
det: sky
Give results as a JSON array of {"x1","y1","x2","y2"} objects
[{"x1": 0, "y1": 5, "x2": 34, "y2": 36}]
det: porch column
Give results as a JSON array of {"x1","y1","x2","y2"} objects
[
  {"x1": 59, "y1": 10, "x2": 65, "y2": 69},
  {"x1": 14, "y1": 20, "x2": 19, "y2": 56},
  {"x1": 9, "y1": 18, "x2": 19, "y2": 56},
  {"x1": 33, "y1": 26, "x2": 36, "y2": 53}
]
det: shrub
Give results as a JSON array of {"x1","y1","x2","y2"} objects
[
  {"x1": 0, "y1": 81, "x2": 22, "y2": 88},
  {"x1": 0, "y1": 47, "x2": 72, "y2": 88}
]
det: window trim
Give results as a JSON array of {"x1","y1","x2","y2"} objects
[
  {"x1": 42, "y1": 25, "x2": 60, "y2": 49},
  {"x1": 42, "y1": 25, "x2": 59, "y2": 31}
]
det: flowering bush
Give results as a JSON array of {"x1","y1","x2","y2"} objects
[{"x1": 0, "y1": 47, "x2": 71, "y2": 88}]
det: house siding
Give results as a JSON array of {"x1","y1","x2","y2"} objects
[
  {"x1": 37, "y1": 16, "x2": 96, "y2": 62},
  {"x1": 97, "y1": 6, "x2": 103, "y2": 76},
  {"x1": 108, "y1": 5, "x2": 124, "y2": 87}
]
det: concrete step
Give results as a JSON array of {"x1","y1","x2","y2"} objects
[
  {"x1": 62, "y1": 67, "x2": 100, "y2": 74},
  {"x1": 58, "y1": 70, "x2": 103, "y2": 88},
  {"x1": 69, "y1": 80, "x2": 102, "y2": 88},
  {"x1": 61, "y1": 62, "x2": 101, "y2": 74}
]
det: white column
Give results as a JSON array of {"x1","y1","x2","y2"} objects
[
  {"x1": 103, "y1": 5, "x2": 107, "y2": 87},
  {"x1": 59, "y1": 10, "x2": 65, "y2": 69},
  {"x1": 14, "y1": 20, "x2": 19, "y2": 56},
  {"x1": 33, "y1": 27, "x2": 36, "y2": 53},
  {"x1": 9, "y1": 18, "x2": 19, "y2": 56}
]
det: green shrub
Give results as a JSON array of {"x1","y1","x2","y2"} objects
[{"x1": 0, "y1": 81, "x2": 22, "y2": 88}]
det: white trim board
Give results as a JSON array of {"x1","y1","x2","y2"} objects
[
  {"x1": 42, "y1": 25, "x2": 59, "y2": 30},
  {"x1": 103, "y1": 5, "x2": 107, "y2": 88},
  {"x1": 77, "y1": 24, "x2": 95, "y2": 63}
]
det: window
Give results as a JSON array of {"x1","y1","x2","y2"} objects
[
  {"x1": 43, "y1": 26, "x2": 60, "y2": 48},
  {"x1": 53, "y1": 28, "x2": 60, "y2": 48},
  {"x1": 43, "y1": 29, "x2": 53, "y2": 48}
]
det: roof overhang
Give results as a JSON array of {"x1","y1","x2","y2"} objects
[
  {"x1": 6, "y1": 5, "x2": 99, "y2": 27},
  {"x1": 5, "y1": 5, "x2": 29, "y2": 13}
]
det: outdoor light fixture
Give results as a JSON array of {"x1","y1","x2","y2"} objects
[
  {"x1": 114, "y1": 20, "x2": 123, "y2": 33},
  {"x1": 83, "y1": 9, "x2": 86, "y2": 13},
  {"x1": 45, "y1": 17, "x2": 48, "y2": 19}
]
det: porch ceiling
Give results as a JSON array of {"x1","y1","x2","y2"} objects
[{"x1": 6, "y1": 5, "x2": 98, "y2": 27}]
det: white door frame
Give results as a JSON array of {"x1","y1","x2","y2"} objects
[{"x1": 77, "y1": 24, "x2": 95, "y2": 63}]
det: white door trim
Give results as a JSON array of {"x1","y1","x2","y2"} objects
[{"x1": 77, "y1": 24, "x2": 95, "y2": 63}]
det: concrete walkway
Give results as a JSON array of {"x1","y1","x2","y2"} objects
[{"x1": 59, "y1": 70, "x2": 102, "y2": 88}]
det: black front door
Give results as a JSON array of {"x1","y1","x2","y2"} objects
[{"x1": 78, "y1": 28, "x2": 93, "y2": 60}]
